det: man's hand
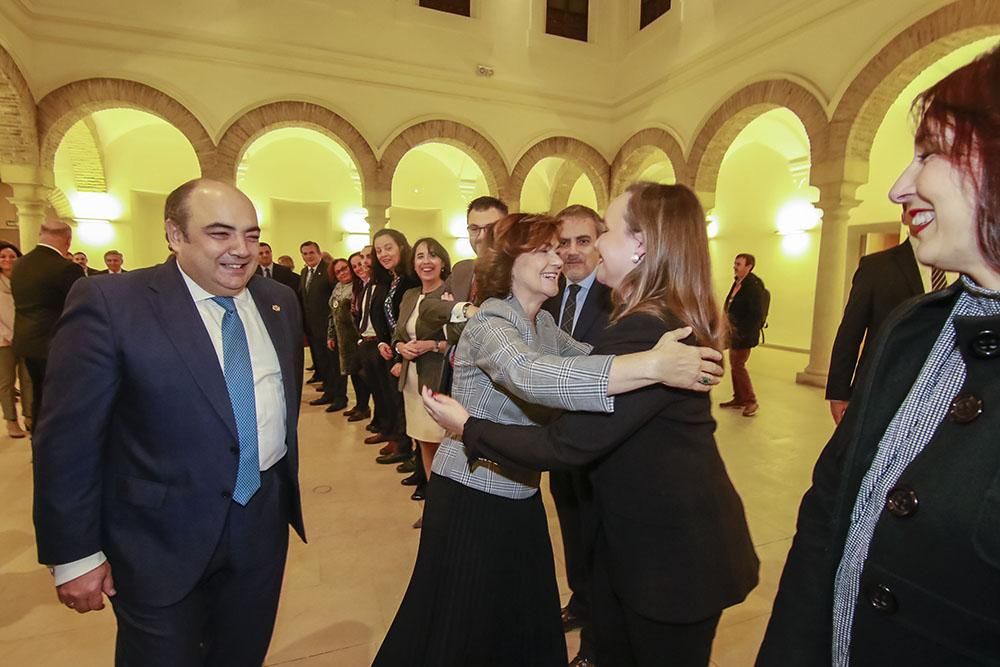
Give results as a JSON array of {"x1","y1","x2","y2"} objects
[
  {"x1": 57, "y1": 561, "x2": 115, "y2": 614},
  {"x1": 830, "y1": 400, "x2": 849, "y2": 425},
  {"x1": 390, "y1": 362, "x2": 402, "y2": 378},
  {"x1": 651, "y1": 327, "x2": 724, "y2": 393},
  {"x1": 421, "y1": 386, "x2": 469, "y2": 436},
  {"x1": 378, "y1": 342, "x2": 394, "y2": 360}
]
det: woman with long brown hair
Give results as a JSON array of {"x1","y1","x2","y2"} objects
[{"x1": 424, "y1": 183, "x2": 759, "y2": 666}]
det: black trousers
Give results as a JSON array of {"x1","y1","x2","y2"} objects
[
  {"x1": 350, "y1": 373, "x2": 371, "y2": 411},
  {"x1": 359, "y1": 341, "x2": 407, "y2": 443},
  {"x1": 110, "y1": 464, "x2": 291, "y2": 667},
  {"x1": 592, "y1": 531, "x2": 720, "y2": 667},
  {"x1": 323, "y1": 343, "x2": 348, "y2": 404},
  {"x1": 23, "y1": 356, "x2": 46, "y2": 422},
  {"x1": 550, "y1": 468, "x2": 598, "y2": 658},
  {"x1": 306, "y1": 334, "x2": 328, "y2": 383}
]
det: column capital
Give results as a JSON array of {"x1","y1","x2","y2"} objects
[{"x1": 1, "y1": 164, "x2": 56, "y2": 250}]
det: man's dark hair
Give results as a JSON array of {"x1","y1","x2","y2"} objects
[
  {"x1": 259, "y1": 242, "x2": 272, "y2": 250},
  {"x1": 300, "y1": 241, "x2": 320, "y2": 252},
  {"x1": 556, "y1": 204, "x2": 606, "y2": 234},
  {"x1": 164, "y1": 179, "x2": 204, "y2": 239},
  {"x1": 736, "y1": 253, "x2": 756, "y2": 270},
  {"x1": 467, "y1": 196, "x2": 508, "y2": 217},
  {"x1": 105, "y1": 250, "x2": 123, "y2": 260}
]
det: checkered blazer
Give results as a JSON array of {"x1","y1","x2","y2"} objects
[{"x1": 431, "y1": 295, "x2": 614, "y2": 499}]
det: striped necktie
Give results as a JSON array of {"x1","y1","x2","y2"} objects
[
  {"x1": 211, "y1": 296, "x2": 261, "y2": 505},
  {"x1": 560, "y1": 284, "x2": 581, "y2": 335},
  {"x1": 931, "y1": 268, "x2": 947, "y2": 291}
]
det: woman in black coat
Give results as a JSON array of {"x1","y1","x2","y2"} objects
[
  {"x1": 755, "y1": 46, "x2": 1000, "y2": 666},
  {"x1": 423, "y1": 183, "x2": 759, "y2": 667}
]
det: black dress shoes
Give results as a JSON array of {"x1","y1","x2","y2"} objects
[
  {"x1": 400, "y1": 472, "x2": 420, "y2": 486},
  {"x1": 396, "y1": 458, "x2": 417, "y2": 474},
  {"x1": 364, "y1": 433, "x2": 390, "y2": 445},
  {"x1": 348, "y1": 410, "x2": 371, "y2": 422},
  {"x1": 365, "y1": 422, "x2": 381, "y2": 433},
  {"x1": 325, "y1": 401, "x2": 349, "y2": 412},
  {"x1": 376, "y1": 450, "x2": 410, "y2": 465},
  {"x1": 410, "y1": 486, "x2": 426, "y2": 501},
  {"x1": 561, "y1": 606, "x2": 584, "y2": 632},
  {"x1": 309, "y1": 396, "x2": 333, "y2": 406}
]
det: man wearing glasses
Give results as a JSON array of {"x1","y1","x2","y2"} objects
[{"x1": 417, "y1": 196, "x2": 507, "y2": 343}]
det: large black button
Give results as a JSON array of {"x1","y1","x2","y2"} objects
[
  {"x1": 971, "y1": 330, "x2": 1000, "y2": 359},
  {"x1": 948, "y1": 393, "x2": 983, "y2": 423},
  {"x1": 885, "y1": 485, "x2": 919, "y2": 518},
  {"x1": 866, "y1": 583, "x2": 898, "y2": 614}
]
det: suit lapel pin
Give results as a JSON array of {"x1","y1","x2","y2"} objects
[{"x1": 272, "y1": 304, "x2": 281, "y2": 312}]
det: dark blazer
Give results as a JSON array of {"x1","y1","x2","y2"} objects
[
  {"x1": 392, "y1": 284, "x2": 447, "y2": 392},
  {"x1": 418, "y1": 258, "x2": 475, "y2": 345},
  {"x1": 725, "y1": 272, "x2": 767, "y2": 349},
  {"x1": 298, "y1": 260, "x2": 333, "y2": 338},
  {"x1": 95, "y1": 269, "x2": 128, "y2": 275},
  {"x1": 82, "y1": 267, "x2": 102, "y2": 277},
  {"x1": 826, "y1": 239, "x2": 924, "y2": 401},
  {"x1": 542, "y1": 276, "x2": 612, "y2": 346},
  {"x1": 758, "y1": 282, "x2": 1000, "y2": 665},
  {"x1": 256, "y1": 262, "x2": 299, "y2": 293},
  {"x1": 32, "y1": 258, "x2": 305, "y2": 607},
  {"x1": 464, "y1": 313, "x2": 759, "y2": 623},
  {"x1": 11, "y1": 245, "x2": 84, "y2": 359}
]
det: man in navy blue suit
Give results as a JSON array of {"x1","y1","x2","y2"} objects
[{"x1": 32, "y1": 179, "x2": 305, "y2": 666}]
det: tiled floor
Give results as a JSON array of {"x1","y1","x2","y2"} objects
[{"x1": 0, "y1": 347, "x2": 834, "y2": 666}]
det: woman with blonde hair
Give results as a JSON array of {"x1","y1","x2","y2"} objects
[{"x1": 424, "y1": 183, "x2": 759, "y2": 666}]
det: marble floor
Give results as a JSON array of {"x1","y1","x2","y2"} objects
[{"x1": 0, "y1": 346, "x2": 835, "y2": 666}]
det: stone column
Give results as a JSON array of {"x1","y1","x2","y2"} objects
[
  {"x1": 0, "y1": 164, "x2": 54, "y2": 251},
  {"x1": 364, "y1": 187, "x2": 391, "y2": 233},
  {"x1": 796, "y1": 168, "x2": 865, "y2": 388}
]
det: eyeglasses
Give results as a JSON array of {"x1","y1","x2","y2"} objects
[{"x1": 467, "y1": 223, "x2": 494, "y2": 237}]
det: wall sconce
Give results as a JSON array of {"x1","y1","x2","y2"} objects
[
  {"x1": 74, "y1": 218, "x2": 114, "y2": 245},
  {"x1": 341, "y1": 208, "x2": 371, "y2": 234},
  {"x1": 342, "y1": 233, "x2": 370, "y2": 252},
  {"x1": 69, "y1": 192, "x2": 122, "y2": 221},
  {"x1": 776, "y1": 201, "x2": 822, "y2": 235},
  {"x1": 706, "y1": 213, "x2": 720, "y2": 239}
]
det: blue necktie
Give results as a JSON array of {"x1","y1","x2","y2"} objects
[{"x1": 211, "y1": 296, "x2": 261, "y2": 505}]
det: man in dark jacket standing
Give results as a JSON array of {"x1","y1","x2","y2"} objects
[
  {"x1": 722, "y1": 253, "x2": 767, "y2": 417},
  {"x1": 12, "y1": 220, "x2": 83, "y2": 420},
  {"x1": 299, "y1": 241, "x2": 346, "y2": 409}
]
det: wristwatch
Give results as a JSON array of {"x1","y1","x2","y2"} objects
[{"x1": 462, "y1": 302, "x2": 472, "y2": 319}]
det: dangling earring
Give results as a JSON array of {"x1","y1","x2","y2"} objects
[{"x1": 631, "y1": 253, "x2": 644, "y2": 265}]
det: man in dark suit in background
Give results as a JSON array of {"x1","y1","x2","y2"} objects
[
  {"x1": 256, "y1": 242, "x2": 299, "y2": 291},
  {"x1": 826, "y1": 213, "x2": 928, "y2": 424},
  {"x1": 722, "y1": 253, "x2": 767, "y2": 417},
  {"x1": 33, "y1": 178, "x2": 305, "y2": 665},
  {"x1": 542, "y1": 204, "x2": 612, "y2": 667},
  {"x1": 71, "y1": 251, "x2": 101, "y2": 276},
  {"x1": 418, "y1": 195, "x2": 508, "y2": 345},
  {"x1": 96, "y1": 249, "x2": 126, "y2": 275},
  {"x1": 11, "y1": 220, "x2": 83, "y2": 420},
  {"x1": 299, "y1": 240, "x2": 346, "y2": 410}
]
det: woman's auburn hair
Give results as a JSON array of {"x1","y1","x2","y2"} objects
[
  {"x1": 613, "y1": 182, "x2": 728, "y2": 350},
  {"x1": 474, "y1": 213, "x2": 562, "y2": 304},
  {"x1": 913, "y1": 44, "x2": 1000, "y2": 271}
]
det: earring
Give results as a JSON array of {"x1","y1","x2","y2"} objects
[{"x1": 631, "y1": 253, "x2": 644, "y2": 265}]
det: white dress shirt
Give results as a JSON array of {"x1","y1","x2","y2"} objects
[{"x1": 52, "y1": 264, "x2": 287, "y2": 585}]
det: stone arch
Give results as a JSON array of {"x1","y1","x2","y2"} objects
[
  {"x1": 379, "y1": 119, "x2": 510, "y2": 201},
  {"x1": 831, "y1": 0, "x2": 1000, "y2": 171},
  {"x1": 37, "y1": 78, "x2": 214, "y2": 174},
  {"x1": 510, "y1": 137, "x2": 610, "y2": 213},
  {"x1": 62, "y1": 116, "x2": 107, "y2": 192},
  {"x1": 688, "y1": 79, "x2": 829, "y2": 195},
  {"x1": 0, "y1": 44, "x2": 37, "y2": 165},
  {"x1": 212, "y1": 101, "x2": 379, "y2": 192},
  {"x1": 548, "y1": 161, "x2": 585, "y2": 215},
  {"x1": 611, "y1": 128, "x2": 689, "y2": 196}
]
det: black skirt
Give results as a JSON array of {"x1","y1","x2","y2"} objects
[{"x1": 373, "y1": 474, "x2": 566, "y2": 667}]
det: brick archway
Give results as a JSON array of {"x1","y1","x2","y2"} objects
[
  {"x1": 688, "y1": 79, "x2": 829, "y2": 195},
  {"x1": 831, "y1": 0, "x2": 1000, "y2": 173},
  {"x1": 37, "y1": 78, "x2": 214, "y2": 174},
  {"x1": 0, "y1": 45, "x2": 37, "y2": 165},
  {"x1": 510, "y1": 137, "x2": 610, "y2": 213},
  {"x1": 212, "y1": 101, "x2": 379, "y2": 192},
  {"x1": 611, "y1": 128, "x2": 688, "y2": 196},
  {"x1": 380, "y1": 120, "x2": 510, "y2": 201}
]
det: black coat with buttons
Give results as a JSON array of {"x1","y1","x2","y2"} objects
[{"x1": 757, "y1": 282, "x2": 1000, "y2": 666}]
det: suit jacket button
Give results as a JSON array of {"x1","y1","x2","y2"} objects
[
  {"x1": 948, "y1": 393, "x2": 983, "y2": 423},
  {"x1": 971, "y1": 330, "x2": 1000, "y2": 358},
  {"x1": 885, "y1": 485, "x2": 918, "y2": 518},
  {"x1": 866, "y1": 583, "x2": 897, "y2": 614},
  {"x1": 221, "y1": 490, "x2": 231, "y2": 498}
]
